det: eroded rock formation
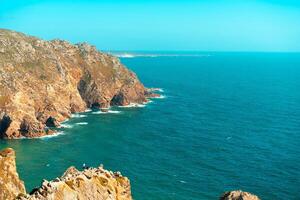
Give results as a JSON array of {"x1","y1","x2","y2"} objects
[
  {"x1": 18, "y1": 167, "x2": 132, "y2": 200},
  {"x1": 0, "y1": 148, "x2": 26, "y2": 200},
  {"x1": 0, "y1": 29, "x2": 154, "y2": 138}
]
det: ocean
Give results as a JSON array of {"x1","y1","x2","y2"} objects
[{"x1": 1, "y1": 52, "x2": 300, "y2": 199}]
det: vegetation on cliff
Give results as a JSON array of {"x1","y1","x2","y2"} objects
[{"x1": 0, "y1": 29, "x2": 153, "y2": 139}]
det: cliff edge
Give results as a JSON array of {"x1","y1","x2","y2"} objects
[{"x1": 0, "y1": 29, "x2": 154, "y2": 139}]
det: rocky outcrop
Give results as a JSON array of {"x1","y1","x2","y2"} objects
[
  {"x1": 0, "y1": 29, "x2": 154, "y2": 139},
  {"x1": 0, "y1": 148, "x2": 132, "y2": 200},
  {"x1": 0, "y1": 148, "x2": 26, "y2": 200},
  {"x1": 19, "y1": 166, "x2": 132, "y2": 200},
  {"x1": 220, "y1": 190, "x2": 260, "y2": 200}
]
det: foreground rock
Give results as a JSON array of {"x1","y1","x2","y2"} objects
[
  {"x1": 19, "y1": 166, "x2": 132, "y2": 200},
  {"x1": 0, "y1": 148, "x2": 132, "y2": 200},
  {"x1": 0, "y1": 29, "x2": 154, "y2": 139},
  {"x1": 0, "y1": 148, "x2": 26, "y2": 199},
  {"x1": 220, "y1": 190, "x2": 260, "y2": 200},
  {"x1": 0, "y1": 148, "x2": 261, "y2": 200}
]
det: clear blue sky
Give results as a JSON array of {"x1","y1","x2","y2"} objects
[{"x1": 0, "y1": 0, "x2": 300, "y2": 51}]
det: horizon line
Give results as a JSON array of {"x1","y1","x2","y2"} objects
[{"x1": 103, "y1": 50, "x2": 300, "y2": 53}]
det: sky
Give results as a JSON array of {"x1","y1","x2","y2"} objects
[{"x1": 0, "y1": 0, "x2": 300, "y2": 51}]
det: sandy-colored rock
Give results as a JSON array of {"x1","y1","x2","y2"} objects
[
  {"x1": 220, "y1": 190, "x2": 260, "y2": 200},
  {"x1": 0, "y1": 148, "x2": 26, "y2": 200},
  {"x1": 0, "y1": 29, "x2": 154, "y2": 139},
  {"x1": 0, "y1": 148, "x2": 132, "y2": 200},
  {"x1": 19, "y1": 166, "x2": 132, "y2": 200}
]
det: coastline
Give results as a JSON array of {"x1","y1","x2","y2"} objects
[
  {"x1": 30, "y1": 90, "x2": 165, "y2": 139},
  {"x1": 0, "y1": 29, "x2": 161, "y2": 139}
]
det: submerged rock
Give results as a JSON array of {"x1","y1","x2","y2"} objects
[{"x1": 0, "y1": 29, "x2": 155, "y2": 139}]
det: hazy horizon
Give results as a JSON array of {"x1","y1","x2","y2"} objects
[{"x1": 1, "y1": 0, "x2": 300, "y2": 52}]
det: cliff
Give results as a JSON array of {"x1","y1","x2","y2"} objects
[
  {"x1": 0, "y1": 29, "x2": 154, "y2": 139},
  {"x1": 0, "y1": 148, "x2": 26, "y2": 199}
]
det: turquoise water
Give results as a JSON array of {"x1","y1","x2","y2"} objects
[{"x1": 1, "y1": 52, "x2": 300, "y2": 199}]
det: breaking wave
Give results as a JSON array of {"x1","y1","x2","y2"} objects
[
  {"x1": 150, "y1": 95, "x2": 166, "y2": 99},
  {"x1": 92, "y1": 110, "x2": 121, "y2": 114},
  {"x1": 39, "y1": 131, "x2": 65, "y2": 139},
  {"x1": 71, "y1": 114, "x2": 87, "y2": 118},
  {"x1": 61, "y1": 124, "x2": 73, "y2": 129},
  {"x1": 118, "y1": 103, "x2": 146, "y2": 108},
  {"x1": 76, "y1": 122, "x2": 88, "y2": 125},
  {"x1": 155, "y1": 88, "x2": 164, "y2": 93}
]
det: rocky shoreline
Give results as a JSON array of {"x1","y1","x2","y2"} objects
[
  {"x1": 0, "y1": 29, "x2": 158, "y2": 139},
  {"x1": 0, "y1": 148, "x2": 260, "y2": 200}
]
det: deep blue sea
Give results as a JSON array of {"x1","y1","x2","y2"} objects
[{"x1": 1, "y1": 52, "x2": 300, "y2": 199}]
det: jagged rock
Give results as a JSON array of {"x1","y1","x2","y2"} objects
[
  {"x1": 0, "y1": 148, "x2": 132, "y2": 200},
  {"x1": 0, "y1": 148, "x2": 26, "y2": 199},
  {"x1": 19, "y1": 168, "x2": 132, "y2": 200},
  {"x1": 0, "y1": 29, "x2": 155, "y2": 139},
  {"x1": 220, "y1": 190, "x2": 260, "y2": 200}
]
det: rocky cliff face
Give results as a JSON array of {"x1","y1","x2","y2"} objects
[
  {"x1": 0, "y1": 148, "x2": 26, "y2": 200},
  {"x1": 0, "y1": 29, "x2": 152, "y2": 139}
]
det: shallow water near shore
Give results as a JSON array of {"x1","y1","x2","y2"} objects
[{"x1": 1, "y1": 52, "x2": 300, "y2": 199}]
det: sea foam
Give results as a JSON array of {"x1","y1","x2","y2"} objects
[
  {"x1": 71, "y1": 114, "x2": 87, "y2": 118},
  {"x1": 156, "y1": 88, "x2": 164, "y2": 92},
  {"x1": 76, "y1": 122, "x2": 88, "y2": 125},
  {"x1": 150, "y1": 88, "x2": 164, "y2": 93},
  {"x1": 150, "y1": 95, "x2": 166, "y2": 99},
  {"x1": 39, "y1": 131, "x2": 65, "y2": 140},
  {"x1": 61, "y1": 124, "x2": 73, "y2": 129},
  {"x1": 118, "y1": 103, "x2": 146, "y2": 108},
  {"x1": 92, "y1": 110, "x2": 121, "y2": 114}
]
